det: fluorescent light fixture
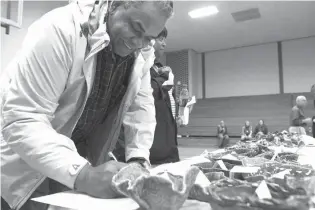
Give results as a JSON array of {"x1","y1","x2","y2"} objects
[{"x1": 189, "y1": 6, "x2": 219, "y2": 19}]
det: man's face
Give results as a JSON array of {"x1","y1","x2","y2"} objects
[
  {"x1": 107, "y1": 2, "x2": 169, "y2": 57},
  {"x1": 154, "y1": 36, "x2": 166, "y2": 59},
  {"x1": 259, "y1": 120, "x2": 263, "y2": 125},
  {"x1": 220, "y1": 121, "x2": 224, "y2": 126}
]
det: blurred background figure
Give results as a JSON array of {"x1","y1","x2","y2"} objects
[
  {"x1": 311, "y1": 85, "x2": 315, "y2": 137},
  {"x1": 217, "y1": 121, "x2": 229, "y2": 148},
  {"x1": 253, "y1": 119, "x2": 268, "y2": 138},
  {"x1": 289, "y1": 96, "x2": 313, "y2": 135},
  {"x1": 241, "y1": 121, "x2": 252, "y2": 141}
]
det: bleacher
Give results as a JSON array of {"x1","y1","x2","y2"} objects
[{"x1": 178, "y1": 92, "x2": 314, "y2": 137}]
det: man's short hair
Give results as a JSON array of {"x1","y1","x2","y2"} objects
[
  {"x1": 296, "y1": 95, "x2": 307, "y2": 104},
  {"x1": 111, "y1": 1, "x2": 174, "y2": 19},
  {"x1": 157, "y1": 27, "x2": 168, "y2": 39}
]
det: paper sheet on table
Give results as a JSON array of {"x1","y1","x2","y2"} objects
[
  {"x1": 230, "y1": 166, "x2": 260, "y2": 174},
  {"x1": 297, "y1": 146, "x2": 315, "y2": 169},
  {"x1": 300, "y1": 135, "x2": 315, "y2": 146},
  {"x1": 221, "y1": 154, "x2": 239, "y2": 161},
  {"x1": 150, "y1": 158, "x2": 211, "y2": 187},
  {"x1": 32, "y1": 191, "x2": 139, "y2": 210},
  {"x1": 33, "y1": 192, "x2": 210, "y2": 210}
]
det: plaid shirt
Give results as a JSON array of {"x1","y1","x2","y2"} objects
[{"x1": 72, "y1": 46, "x2": 134, "y2": 156}]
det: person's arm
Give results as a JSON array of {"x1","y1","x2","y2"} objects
[
  {"x1": 249, "y1": 126, "x2": 253, "y2": 137},
  {"x1": 123, "y1": 53, "x2": 156, "y2": 165},
  {"x1": 241, "y1": 126, "x2": 245, "y2": 136},
  {"x1": 0, "y1": 13, "x2": 88, "y2": 189},
  {"x1": 217, "y1": 126, "x2": 221, "y2": 136}
]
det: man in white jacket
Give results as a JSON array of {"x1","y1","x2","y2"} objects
[{"x1": 0, "y1": 1, "x2": 173, "y2": 209}]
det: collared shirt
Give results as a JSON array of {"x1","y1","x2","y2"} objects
[
  {"x1": 168, "y1": 88, "x2": 176, "y2": 119},
  {"x1": 72, "y1": 46, "x2": 134, "y2": 157}
]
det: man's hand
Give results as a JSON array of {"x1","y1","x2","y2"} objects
[
  {"x1": 127, "y1": 158, "x2": 151, "y2": 170},
  {"x1": 74, "y1": 161, "x2": 127, "y2": 198},
  {"x1": 176, "y1": 116, "x2": 184, "y2": 127}
]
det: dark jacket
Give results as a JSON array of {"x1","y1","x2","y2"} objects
[
  {"x1": 112, "y1": 63, "x2": 180, "y2": 164},
  {"x1": 253, "y1": 124, "x2": 268, "y2": 136},
  {"x1": 149, "y1": 63, "x2": 179, "y2": 165}
]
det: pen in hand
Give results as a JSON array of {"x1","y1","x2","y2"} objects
[{"x1": 108, "y1": 152, "x2": 118, "y2": 162}]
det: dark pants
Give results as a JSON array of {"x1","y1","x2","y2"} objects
[
  {"x1": 1, "y1": 179, "x2": 69, "y2": 210},
  {"x1": 217, "y1": 134, "x2": 229, "y2": 148}
]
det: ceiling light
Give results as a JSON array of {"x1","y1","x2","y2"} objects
[{"x1": 189, "y1": 6, "x2": 219, "y2": 19}]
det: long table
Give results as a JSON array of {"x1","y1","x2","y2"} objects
[{"x1": 32, "y1": 146, "x2": 315, "y2": 210}]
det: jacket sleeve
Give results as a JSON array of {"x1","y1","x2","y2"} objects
[
  {"x1": 0, "y1": 12, "x2": 88, "y2": 189},
  {"x1": 123, "y1": 53, "x2": 156, "y2": 163}
]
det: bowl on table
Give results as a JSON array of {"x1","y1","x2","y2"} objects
[{"x1": 112, "y1": 163, "x2": 200, "y2": 210}]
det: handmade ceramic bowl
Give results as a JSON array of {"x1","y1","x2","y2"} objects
[{"x1": 112, "y1": 163, "x2": 200, "y2": 210}]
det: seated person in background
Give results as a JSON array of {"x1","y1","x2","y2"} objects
[
  {"x1": 311, "y1": 84, "x2": 315, "y2": 138},
  {"x1": 217, "y1": 121, "x2": 229, "y2": 148},
  {"x1": 241, "y1": 121, "x2": 252, "y2": 141},
  {"x1": 253, "y1": 119, "x2": 268, "y2": 138},
  {"x1": 289, "y1": 96, "x2": 313, "y2": 135},
  {"x1": 113, "y1": 28, "x2": 180, "y2": 165}
]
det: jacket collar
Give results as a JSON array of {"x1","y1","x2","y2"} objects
[{"x1": 73, "y1": 0, "x2": 110, "y2": 58}]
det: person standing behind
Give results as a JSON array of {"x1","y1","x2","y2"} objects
[
  {"x1": 113, "y1": 28, "x2": 180, "y2": 165},
  {"x1": 217, "y1": 121, "x2": 229, "y2": 148},
  {"x1": 253, "y1": 119, "x2": 268, "y2": 138},
  {"x1": 148, "y1": 28, "x2": 180, "y2": 164},
  {"x1": 289, "y1": 96, "x2": 313, "y2": 135},
  {"x1": 241, "y1": 121, "x2": 252, "y2": 141}
]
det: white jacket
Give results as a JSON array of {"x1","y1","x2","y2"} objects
[{"x1": 0, "y1": 1, "x2": 156, "y2": 209}]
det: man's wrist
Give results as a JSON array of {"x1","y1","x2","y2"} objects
[
  {"x1": 74, "y1": 163, "x2": 92, "y2": 191},
  {"x1": 127, "y1": 157, "x2": 150, "y2": 168}
]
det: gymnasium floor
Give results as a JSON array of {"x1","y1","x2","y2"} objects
[{"x1": 177, "y1": 137, "x2": 239, "y2": 159}]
